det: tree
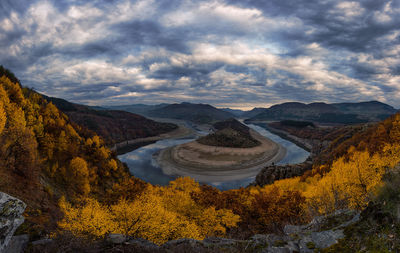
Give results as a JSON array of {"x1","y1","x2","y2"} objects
[
  {"x1": 0, "y1": 101, "x2": 6, "y2": 134},
  {"x1": 58, "y1": 197, "x2": 117, "y2": 237},
  {"x1": 69, "y1": 157, "x2": 91, "y2": 195}
]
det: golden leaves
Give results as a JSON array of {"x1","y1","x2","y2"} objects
[{"x1": 59, "y1": 177, "x2": 240, "y2": 245}]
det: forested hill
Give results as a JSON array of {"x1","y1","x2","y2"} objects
[
  {"x1": 2, "y1": 67, "x2": 400, "y2": 251},
  {"x1": 246, "y1": 101, "x2": 397, "y2": 124},
  {"x1": 197, "y1": 118, "x2": 261, "y2": 148},
  {"x1": 43, "y1": 95, "x2": 177, "y2": 145},
  {"x1": 147, "y1": 102, "x2": 235, "y2": 124},
  {"x1": 0, "y1": 71, "x2": 147, "y2": 233}
]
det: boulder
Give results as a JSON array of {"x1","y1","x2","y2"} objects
[
  {"x1": 31, "y1": 238, "x2": 53, "y2": 246},
  {"x1": 127, "y1": 238, "x2": 159, "y2": 249},
  {"x1": 3, "y1": 234, "x2": 29, "y2": 253},
  {"x1": 106, "y1": 234, "x2": 126, "y2": 244},
  {"x1": 0, "y1": 192, "x2": 26, "y2": 252}
]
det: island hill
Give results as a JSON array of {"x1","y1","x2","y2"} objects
[
  {"x1": 197, "y1": 118, "x2": 261, "y2": 148},
  {"x1": 156, "y1": 119, "x2": 286, "y2": 183}
]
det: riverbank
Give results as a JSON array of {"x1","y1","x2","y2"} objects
[
  {"x1": 245, "y1": 120, "x2": 314, "y2": 152},
  {"x1": 155, "y1": 129, "x2": 286, "y2": 183}
]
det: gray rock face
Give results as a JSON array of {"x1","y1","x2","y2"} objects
[
  {"x1": 0, "y1": 192, "x2": 26, "y2": 253},
  {"x1": 107, "y1": 234, "x2": 126, "y2": 244},
  {"x1": 310, "y1": 230, "x2": 344, "y2": 249},
  {"x1": 4, "y1": 234, "x2": 29, "y2": 253},
  {"x1": 253, "y1": 162, "x2": 313, "y2": 186}
]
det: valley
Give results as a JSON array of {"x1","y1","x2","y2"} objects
[
  {"x1": 118, "y1": 118, "x2": 309, "y2": 190},
  {"x1": 0, "y1": 68, "x2": 399, "y2": 252},
  {"x1": 2, "y1": 1, "x2": 400, "y2": 251}
]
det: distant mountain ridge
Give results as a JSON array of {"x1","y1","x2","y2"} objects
[
  {"x1": 105, "y1": 103, "x2": 169, "y2": 117},
  {"x1": 43, "y1": 96, "x2": 177, "y2": 145},
  {"x1": 219, "y1": 108, "x2": 246, "y2": 117},
  {"x1": 146, "y1": 102, "x2": 235, "y2": 124},
  {"x1": 246, "y1": 101, "x2": 397, "y2": 124}
]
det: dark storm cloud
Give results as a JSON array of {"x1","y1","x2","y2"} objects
[
  {"x1": 149, "y1": 62, "x2": 225, "y2": 81},
  {"x1": 0, "y1": 0, "x2": 399, "y2": 109},
  {"x1": 112, "y1": 20, "x2": 189, "y2": 53},
  {"x1": 229, "y1": 0, "x2": 400, "y2": 53}
]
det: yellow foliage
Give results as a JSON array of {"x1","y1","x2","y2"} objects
[
  {"x1": 0, "y1": 101, "x2": 6, "y2": 134},
  {"x1": 268, "y1": 143, "x2": 400, "y2": 215},
  {"x1": 58, "y1": 197, "x2": 117, "y2": 237},
  {"x1": 107, "y1": 159, "x2": 118, "y2": 171},
  {"x1": 69, "y1": 157, "x2": 91, "y2": 195},
  {"x1": 6, "y1": 103, "x2": 26, "y2": 130},
  {"x1": 59, "y1": 177, "x2": 240, "y2": 245}
]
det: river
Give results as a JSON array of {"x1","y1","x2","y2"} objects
[{"x1": 118, "y1": 123, "x2": 309, "y2": 191}]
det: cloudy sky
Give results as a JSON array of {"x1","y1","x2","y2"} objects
[{"x1": 0, "y1": 0, "x2": 399, "y2": 109}]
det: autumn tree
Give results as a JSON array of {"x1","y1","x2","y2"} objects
[
  {"x1": 69, "y1": 157, "x2": 91, "y2": 195},
  {"x1": 58, "y1": 197, "x2": 116, "y2": 237},
  {"x1": 0, "y1": 101, "x2": 6, "y2": 134}
]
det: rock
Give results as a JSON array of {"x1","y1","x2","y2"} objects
[
  {"x1": 251, "y1": 234, "x2": 269, "y2": 244},
  {"x1": 263, "y1": 247, "x2": 291, "y2": 253},
  {"x1": 106, "y1": 233, "x2": 126, "y2": 244},
  {"x1": 203, "y1": 237, "x2": 238, "y2": 247},
  {"x1": 3, "y1": 234, "x2": 29, "y2": 253},
  {"x1": 127, "y1": 238, "x2": 159, "y2": 250},
  {"x1": 284, "y1": 225, "x2": 304, "y2": 235},
  {"x1": 254, "y1": 162, "x2": 313, "y2": 186},
  {"x1": 31, "y1": 238, "x2": 53, "y2": 246},
  {"x1": 164, "y1": 238, "x2": 202, "y2": 248},
  {"x1": 310, "y1": 230, "x2": 344, "y2": 249},
  {"x1": 0, "y1": 192, "x2": 26, "y2": 253}
]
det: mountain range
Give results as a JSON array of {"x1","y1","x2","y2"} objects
[
  {"x1": 245, "y1": 101, "x2": 398, "y2": 124},
  {"x1": 43, "y1": 96, "x2": 177, "y2": 145},
  {"x1": 104, "y1": 100, "x2": 397, "y2": 125}
]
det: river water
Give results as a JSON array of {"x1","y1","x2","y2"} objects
[{"x1": 118, "y1": 124, "x2": 309, "y2": 191}]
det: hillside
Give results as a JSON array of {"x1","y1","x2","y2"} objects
[
  {"x1": 0, "y1": 71, "x2": 148, "y2": 236},
  {"x1": 197, "y1": 118, "x2": 261, "y2": 148},
  {"x1": 147, "y1": 102, "x2": 234, "y2": 124},
  {"x1": 44, "y1": 96, "x2": 177, "y2": 145},
  {"x1": 241, "y1": 107, "x2": 268, "y2": 118},
  {"x1": 2, "y1": 69, "x2": 400, "y2": 252},
  {"x1": 104, "y1": 103, "x2": 169, "y2": 117},
  {"x1": 220, "y1": 108, "x2": 246, "y2": 117},
  {"x1": 246, "y1": 101, "x2": 397, "y2": 124}
]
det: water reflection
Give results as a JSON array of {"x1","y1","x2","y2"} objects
[{"x1": 118, "y1": 124, "x2": 309, "y2": 190}]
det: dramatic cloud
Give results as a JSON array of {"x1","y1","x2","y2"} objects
[{"x1": 0, "y1": 0, "x2": 399, "y2": 109}]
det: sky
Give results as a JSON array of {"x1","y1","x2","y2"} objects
[{"x1": 0, "y1": 0, "x2": 399, "y2": 110}]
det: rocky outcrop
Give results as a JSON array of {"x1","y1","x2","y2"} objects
[
  {"x1": 253, "y1": 160, "x2": 313, "y2": 186},
  {"x1": 4, "y1": 234, "x2": 29, "y2": 253},
  {"x1": 0, "y1": 192, "x2": 26, "y2": 252}
]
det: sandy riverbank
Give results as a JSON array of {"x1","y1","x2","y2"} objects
[{"x1": 155, "y1": 129, "x2": 286, "y2": 182}]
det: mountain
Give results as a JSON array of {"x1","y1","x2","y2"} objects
[
  {"x1": 43, "y1": 96, "x2": 177, "y2": 145},
  {"x1": 219, "y1": 108, "x2": 246, "y2": 117},
  {"x1": 0, "y1": 71, "x2": 147, "y2": 238},
  {"x1": 332, "y1": 101, "x2": 398, "y2": 120},
  {"x1": 246, "y1": 101, "x2": 397, "y2": 124},
  {"x1": 2, "y1": 68, "x2": 400, "y2": 252},
  {"x1": 147, "y1": 102, "x2": 235, "y2": 124},
  {"x1": 241, "y1": 107, "x2": 268, "y2": 118},
  {"x1": 104, "y1": 103, "x2": 170, "y2": 117}
]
